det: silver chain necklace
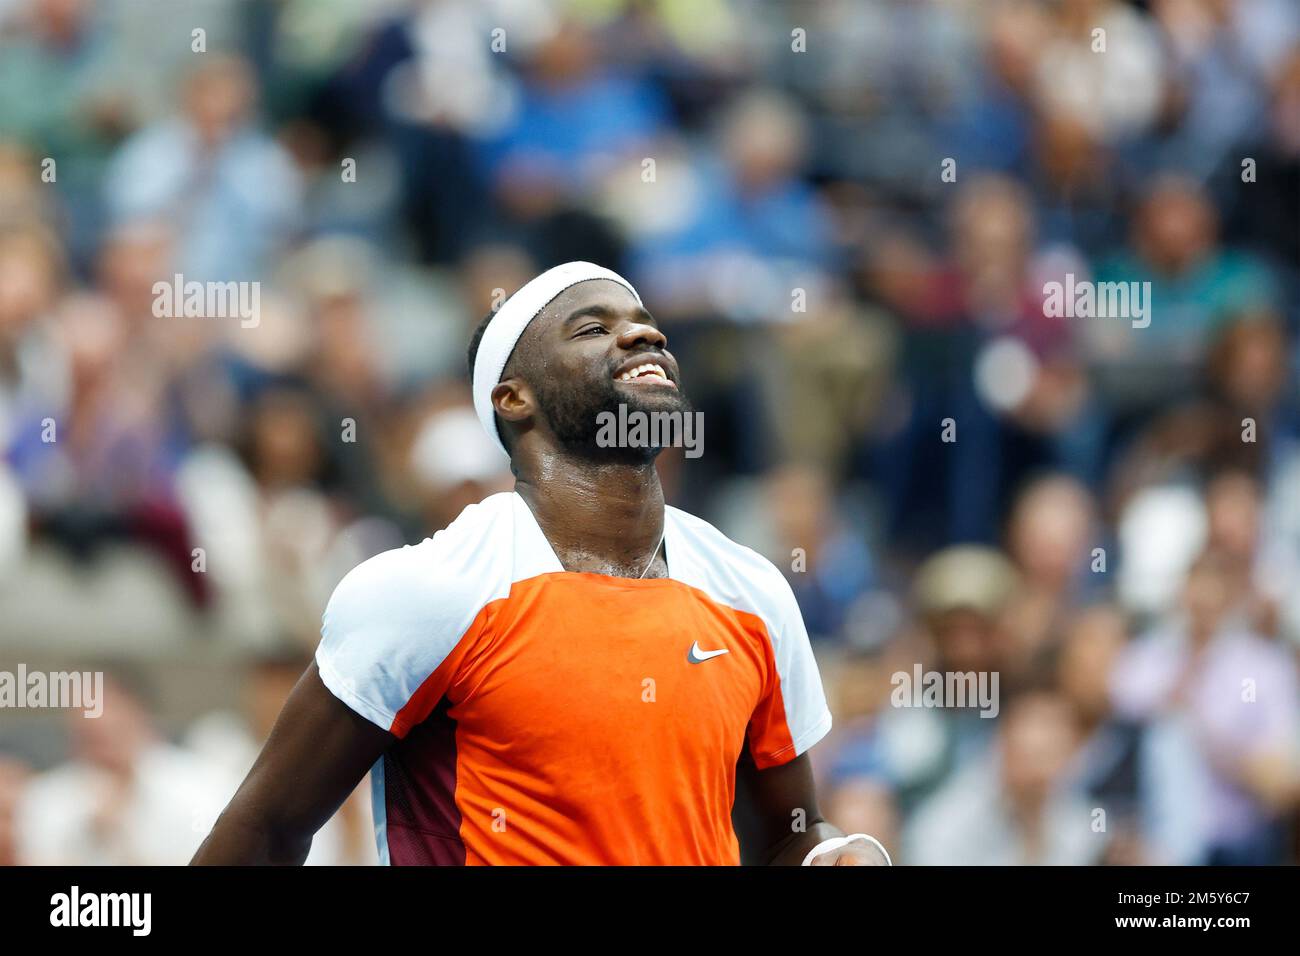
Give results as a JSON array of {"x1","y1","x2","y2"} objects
[{"x1": 637, "y1": 527, "x2": 667, "y2": 579}]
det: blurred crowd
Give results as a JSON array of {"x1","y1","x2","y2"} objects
[{"x1": 1, "y1": 0, "x2": 1298, "y2": 865}]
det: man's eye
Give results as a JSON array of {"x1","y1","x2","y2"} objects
[{"x1": 579, "y1": 326, "x2": 607, "y2": 336}]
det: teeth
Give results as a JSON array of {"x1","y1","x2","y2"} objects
[{"x1": 617, "y1": 363, "x2": 667, "y2": 382}]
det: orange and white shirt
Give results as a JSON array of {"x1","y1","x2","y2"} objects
[{"x1": 316, "y1": 491, "x2": 830, "y2": 865}]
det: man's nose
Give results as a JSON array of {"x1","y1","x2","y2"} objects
[{"x1": 616, "y1": 321, "x2": 667, "y2": 351}]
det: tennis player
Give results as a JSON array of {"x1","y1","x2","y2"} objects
[{"x1": 193, "y1": 262, "x2": 891, "y2": 866}]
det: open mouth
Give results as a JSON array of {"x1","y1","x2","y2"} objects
[{"x1": 614, "y1": 362, "x2": 677, "y2": 389}]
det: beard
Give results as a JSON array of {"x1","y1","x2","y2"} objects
[{"x1": 533, "y1": 371, "x2": 694, "y2": 464}]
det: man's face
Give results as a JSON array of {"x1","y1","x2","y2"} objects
[{"x1": 500, "y1": 279, "x2": 692, "y2": 462}]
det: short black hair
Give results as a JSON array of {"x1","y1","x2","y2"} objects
[{"x1": 466, "y1": 309, "x2": 495, "y2": 381}]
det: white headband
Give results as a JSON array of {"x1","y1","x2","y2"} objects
[{"x1": 472, "y1": 261, "x2": 642, "y2": 457}]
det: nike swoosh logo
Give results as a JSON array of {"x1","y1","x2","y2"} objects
[{"x1": 686, "y1": 641, "x2": 730, "y2": 664}]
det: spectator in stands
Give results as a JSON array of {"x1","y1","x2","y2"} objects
[
  {"x1": 905, "y1": 689, "x2": 1101, "y2": 865},
  {"x1": 1111, "y1": 549, "x2": 1300, "y2": 864},
  {"x1": 16, "y1": 671, "x2": 238, "y2": 864}
]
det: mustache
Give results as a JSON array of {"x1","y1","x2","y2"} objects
[{"x1": 609, "y1": 349, "x2": 673, "y2": 375}]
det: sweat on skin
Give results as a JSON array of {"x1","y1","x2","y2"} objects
[{"x1": 189, "y1": 264, "x2": 891, "y2": 867}]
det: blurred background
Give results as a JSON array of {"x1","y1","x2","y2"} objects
[{"x1": 0, "y1": 0, "x2": 1298, "y2": 865}]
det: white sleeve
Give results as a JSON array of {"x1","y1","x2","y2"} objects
[
  {"x1": 747, "y1": 568, "x2": 833, "y2": 768},
  {"x1": 315, "y1": 541, "x2": 480, "y2": 736}
]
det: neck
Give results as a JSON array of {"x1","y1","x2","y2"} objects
[{"x1": 514, "y1": 449, "x2": 666, "y2": 577}]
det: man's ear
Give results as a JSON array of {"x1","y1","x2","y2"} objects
[{"x1": 492, "y1": 378, "x2": 532, "y2": 426}]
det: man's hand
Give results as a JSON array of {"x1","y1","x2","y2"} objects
[
  {"x1": 806, "y1": 835, "x2": 892, "y2": 866},
  {"x1": 734, "y1": 751, "x2": 893, "y2": 866}
]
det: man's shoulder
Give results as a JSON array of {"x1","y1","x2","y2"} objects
[
  {"x1": 666, "y1": 506, "x2": 797, "y2": 621},
  {"x1": 668, "y1": 505, "x2": 784, "y2": 572},
  {"x1": 325, "y1": 493, "x2": 517, "y2": 627}
]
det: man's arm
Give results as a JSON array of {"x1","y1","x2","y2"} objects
[
  {"x1": 736, "y1": 751, "x2": 889, "y2": 866},
  {"x1": 191, "y1": 663, "x2": 394, "y2": 865}
]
